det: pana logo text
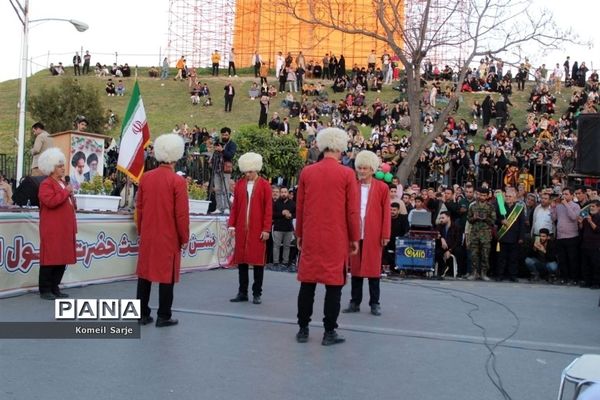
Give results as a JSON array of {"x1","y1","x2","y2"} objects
[
  {"x1": 403, "y1": 247, "x2": 426, "y2": 258},
  {"x1": 55, "y1": 299, "x2": 141, "y2": 320}
]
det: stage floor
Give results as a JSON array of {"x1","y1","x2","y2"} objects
[{"x1": 1, "y1": 269, "x2": 599, "y2": 400}]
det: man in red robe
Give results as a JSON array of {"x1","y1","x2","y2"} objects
[
  {"x1": 136, "y1": 134, "x2": 190, "y2": 327},
  {"x1": 344, "y1": 150, "x2": 391, "y2": 316},
  {"x1": 295, "y1": 128, "x2": 360, "y2": 346},
  {"x1": 228, "y1": 152, "x2": 273, "y2": 304}
]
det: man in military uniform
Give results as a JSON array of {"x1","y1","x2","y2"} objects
[{"x1": 466, "y1": 187, "x2": 496, "y2": 281}]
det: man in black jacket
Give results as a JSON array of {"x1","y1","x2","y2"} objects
[
  {"x1": 272, "y1": 187, "x2": 296, "y2": 270},
  {"x1": 435, "y1": 211, "x2": 463, "y2": 278},
  {"x1": 383, "y1": 202, "x2": 409, "y2": 274},
  {"x1": 524, "y1": 228, "x2": 558, "y2": 282}
]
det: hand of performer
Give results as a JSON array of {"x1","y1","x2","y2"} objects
[
  {"x1": 228, "y1": 227, "x2": 235, "y2": 236},
  {"x1": 296, "y1": 237, "x2": 302, "y2": 251},
  {"x1": 349, "y1": 241, "x2": 359, "y2": 256},
  {"x1": 501, "y1": 219, "x2": 508, "y2": 226},
  {"x1": 381, "y1": 239, "x2": 389, "y2": 247},
  {"x1": 65, "y1": 184, "x2": 74, "y2": 194},
  {"x1": 260, "y1": 231, "x2": 270, "y2": 241}
]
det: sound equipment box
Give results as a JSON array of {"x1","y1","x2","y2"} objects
[{"x1": 576, "y1": 114, "x2": 600, "y2": 176}]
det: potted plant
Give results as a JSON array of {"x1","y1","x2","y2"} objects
[
  {"x1": 187, "y1": 181, "x2": 210, "y2": 214},
  {"x1": 75, "y1": 176, "x2": 121, "y2": 212}
]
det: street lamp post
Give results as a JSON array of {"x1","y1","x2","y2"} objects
[{"x1": 13, "y1": 0, "x2": 88, "y2": 182}]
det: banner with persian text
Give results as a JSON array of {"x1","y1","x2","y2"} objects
[{"x1": 0, "y1": 212, "x2": 233, "y2": 297}]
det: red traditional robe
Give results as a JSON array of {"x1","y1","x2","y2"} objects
[
  {"x1": 296, "y1": 157, "x2": 360, "y2": 285},
  {"x1": 228, "y1": 177, "x2": 272, "y2": 266},
  {"x1": 136, "y1": 165, "x2": 190, "y2": 283},
  {"x1": 38, "y1": 177, "x2": 77, "y2": 266},
  {"x1": 350, "y1": 179, "x2": 391, "y2": 278}
]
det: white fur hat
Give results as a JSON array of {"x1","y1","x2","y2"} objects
[
  {"x1": 316, "y1": 127, "x2": 349, "y2": 153},
  {"x1": 355, "y1": 150, "x2": 380, "y2": 172},
  {"x1": 153, "y1": 134, "x2": 185, "y2": 163},
  {"x1": 238, "y1": 152, "x2": 263, "y2": 173},
  {"x1": 38, "y1": 148, "x2": 66, "y2": 176}
]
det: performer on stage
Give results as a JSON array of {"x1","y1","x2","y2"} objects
[
  {"x1": 295, "y1": 127, "x2": 360, "y2": 346},
  {"x1": 228, "y1": 152, "x2": 273, "y2": 304},
  {"x1": 344, "y1": 150, "x2": 390, "y2": 316},
  {"x1": 37, "y1": 148, "x2": 77, "y2": 300},
  {"x1": 136, "y1": 134, "x2": 189, "y2": 327}
]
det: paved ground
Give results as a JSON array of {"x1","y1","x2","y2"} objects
[{"x1": 1, "y1": 269, "x2": 599, "y2": 400}]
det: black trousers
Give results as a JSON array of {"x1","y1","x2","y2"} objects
[
  {"x1": 350, "y1": 276, "x2": 380, "y2": 306},
  {"x1": 38, "y1": 265, "x2": 66, "y2": 294},
  {"x1": 82, "y1": 62, "x2": 90, "y2": 74},
  {"x1": 237, "y1": 264, "x2": 264, "y2": 297},
  {"x1": 74, "y1": 64, "x2": 80, "y2": 75},
  {"x1": 496, "y1": 242, "x2": 520, "y2": 279},
  {"x1": 556, "y1": 237, "x2": 580, "y2": 281},
  {"x1": 297, "y1": 282, "x2": 342, "y2": 332},
  {"x1": 254, "y1": 63, "x2": 260, "y2": 77},
  {"x1": 136, "y1": 278, "x2": 174, "y2": 320},
  {"x1": 581, "y1": 248, "x2": 600, "y2": 286},
  {"x1": 228, "y1": 62, "x2": 236, "y2": 76},
  {"x1": 224, "y1": 95, "x2": 234, "y2": 112},
  {"x1": 212, "y1": 63, "x2": 219, "y2": 76}
]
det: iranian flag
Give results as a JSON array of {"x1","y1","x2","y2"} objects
[{"x1": 117, "y1": 81, "x2": 150, "y2": 183}]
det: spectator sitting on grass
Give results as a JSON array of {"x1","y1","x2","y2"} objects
[{"x1": 249, "y1": 82, "x2": 260, "y2": 99}]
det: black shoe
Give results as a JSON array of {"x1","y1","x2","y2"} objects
[
  {"x1": 52, "y1": 291, "x2": 69, "y2": 298},
  {"x1": 342, "y1": 302, "x2": 360, "y2": 313},
  {"x1": 138, "y1": 316, "x2": 154, "y2": 325},
  {"x1": 296, "y1": 327, "x2": 309, "y2": 343},
  {"x1": 370, "y1": 304, "x2": 382, "y2": 316},
  {"x1": 155, "y1": 318, "x2": 178, "y2": 327},
  {"x1": 253, "y1": 296, "x2": 262, "y2": 304},
  {"x1": 40, "y1": 292, "x2": 56, "y2": 300},
  {"x1": 508, "y1": 277, "x2": 518, "y2": 283},
  {"x1": 579, "y1": 282, "x2": 591, "y2": 288},
  {"x1": 230, "y1": 293, "x2": 249, "y2": 302},
  {"x1": 590, "y1": 285, "x2": 600, "y2": 290},
  {"x1": 322, "y1": 330, "x2": 346, "y2": 346}
]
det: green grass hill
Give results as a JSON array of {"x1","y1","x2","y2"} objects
[{"x1": 0, "y1": 66, "x2": 575, "y2": 155}]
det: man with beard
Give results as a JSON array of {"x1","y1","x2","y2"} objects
[
  {"x1": 383, "y1": 202, "x2": 409, "y2": 274},
  {"x1": 344, "y1": 151, "x2": 391, "y2": 316},
  {"x1": 272, "y1": 187, "x2": 296, "y2": 270},
  {"x1": 495, "y1": 189, "x2": 526, "y2": 282},
  {"x1": 211, "y1": 127, "x2": 237, "y2": 214}
]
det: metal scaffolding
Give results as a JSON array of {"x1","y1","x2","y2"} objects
[{"x1": 167, "y1": 0, "x2": 236, "y2": 68}]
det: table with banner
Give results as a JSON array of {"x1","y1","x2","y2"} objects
[{"x1": 0, "y1": 211, "x2": 233, "y2": 298}]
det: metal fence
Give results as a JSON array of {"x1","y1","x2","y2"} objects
[
  {"x1": 0, "y1": 154, "x2": 30, "y2": 183},
  {"x1": 411, "y1": 163, "x2": 553, "y2": 190}
]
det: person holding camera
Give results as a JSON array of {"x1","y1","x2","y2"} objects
[
  {"x1": 525, "y1": 228, "x2": 558, "y2": 282},
  {"x1": 578, "y1": 200, "x2": 600, "y2": 289},
  {"x1": 551, "y1": 187, "x2": 580, "y2": 285},
  {"x1": 211, "y1": 127, "x2": 237, "y2": 214}
]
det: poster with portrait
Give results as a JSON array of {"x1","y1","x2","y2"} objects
[{"x1": 69, "y1": 134, "x2": 105, "y2": 190}]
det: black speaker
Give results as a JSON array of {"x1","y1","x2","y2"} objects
[
  {"x1": 575, "y1": 114, "x2": 600, "y2": 175},
  {"x1": 12, "y1": 176, "x2": 46, "y2": 207}
]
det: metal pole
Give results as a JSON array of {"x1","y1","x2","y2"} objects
[{"x1": 16, "y1": 0, "x2": 30, "y2": 183}]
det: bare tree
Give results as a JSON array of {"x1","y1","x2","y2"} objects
[{"x1": 278, "y1": 0, "x2": 575, "y2": 184}]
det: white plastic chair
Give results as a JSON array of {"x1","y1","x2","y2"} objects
[{"x1": 557, "y1": 354, "x2": 600, "y2": 400}]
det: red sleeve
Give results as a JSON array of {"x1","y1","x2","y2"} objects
[
  {"x1": 135, "y1": 178, "x2": 144, "y2": 234},
  {"x1": 345, "y1": 170, "x2": 360, "y2": 242},
  {"x1": 381, "y1": 184, "x2": 391, "y2": 240},
  {"x1": 174, "y1": 178, "x2": 190, "y2": 246},
  {"x1": 262, "y1": 180, "x2": 273, "y2": 233},
  {"x1": 295, "y1": 171, "x2": 305, "y2": 239},
  {"x1": 38, "y1": 180, "x2": 70, "y2": 209}
]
